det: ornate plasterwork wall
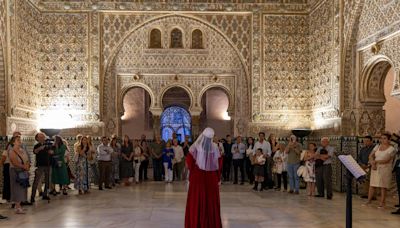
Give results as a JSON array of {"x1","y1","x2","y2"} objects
[
  {"x1": 5, "y1": 0, "x2": 351, "y2": 137},
  {"x1": 0, "y1": 0, "x2": 6, "y2": 135},
  {"x1": 102, "y1": 14, "x2": 248, "y2": 136},
  {"x1": 5, "y1": 0, "x2": 42, "y2": 135},
  {"x1": 309, "y1": 0, "x2": 341, "y2": 131},
  {"x1": 253, "y1": 14, "x2": 310, "y2": 127},
  {"x1": 341, "y1": 0, "x2": 400, "y2": 136}
]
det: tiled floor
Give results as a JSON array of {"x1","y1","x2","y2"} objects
[{"x1": 0, "y1": 182, "x2": 399, "y2": 228}]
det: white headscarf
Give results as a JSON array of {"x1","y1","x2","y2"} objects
[{"x1": 189, "y1": 127, "x2": 220, "y2": 171}]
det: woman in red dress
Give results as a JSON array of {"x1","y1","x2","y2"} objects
[{"x1": 185, "y1": 128, "x2": 223, "y2": 228}]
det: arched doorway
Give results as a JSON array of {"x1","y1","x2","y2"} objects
[
  {"x1": 121, "y1": 87, "x2": 153, "y2": 139},
  {"x1": 160, "y1": 106, "x2": 191, "y2": 142},
  {"x1": 199, "y1": 87, "x2": 231, "y2": 138},
  {"x1": 383, "y1": 67, "x2": 400, "y2": 133},
  {"x1": 161, "y1": 86, "x2": 192, "y2": 142},
  {"x1": 359, "y1": 56, "x2": 398, "y2": 135}
]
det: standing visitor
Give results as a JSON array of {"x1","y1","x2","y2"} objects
[
  {"x1": 110, "y1": 137, "x2": 121, "y2": 186},
  {"x1": 172, "y1": 139, "x2": 185, "y2": 181},
  {"x1": 285, "y1": 135, "x2": 302, "y2": 194},
  {"x1": 273, "y1": 144, "x2": 288, "y2": 192},
  {"x1": 181, "y1": 135, "x2": 191, "y2": 181},
  {"x1": 97, "y1": 137, "x2": 113, "y2": 190},
  {"x1": 1, "y1": 143, "x2": 11, "y2": 203},
  {"x1": 9, "y1": 136, "x2": 30, "y2": 214},
  {"x1": 232, "y1": 136, "x2": 246, "y2": 185},
  {"x1": 315, "y1": 137, "x2": 335, "y2": 199},
  {"x1": 151, "y1": 135, "x2": 164, "y2": 181},
  {"x1": 253, "y1": 148, "x2": 266, "y2": 192},
  {"x1": 254, "y1": 132, "x2": 272, "y2": 190},
  {"x1": 304, "y1": 143, "x2": 317, "y2": 196},
  {"x1": 222, "y1": 135, "x2": 233, "y2": 182},
  {"x1": 366, "y1": 133, "x2": 395, "y2": 208},
  {"x1": 87, "y1": 136, "x2": 98, "y2": 186},
  {"x1": 185, "y1": 128, "x2": 222, "y2": 228},
  {"x1": 163, "y1": 141, "x2": 174, "y2": 183},
  {"x1": 74, "y1": 136, "x2": 90, "y2": 194},
  {"x1": 245, "y1": 137, "x2": 255, "y2": 184},
  {"x1": 357, "y1": 136, "x2": 375, "y2": 198},
  {"x1": 139, "y1": 140, "x2": 150, "y2": 181},
  {"x1": 268, "y1": 134, "x2": 279, "y2": 189},
  {"x1": 133, "y1": 140, "x2": 142, "y2": 184},
  {"x1": 120, "y1": 135, "x2": 133, "y2": 186},
  {"x1": 31, "y1": 132, "x2": 51, "y2": 202},
  {"x1": 392, "y1": 139, "x2": 400, "y2": 214},
  {"x1": 51, "y1": 136, "x2": 70, "y2": 196}
]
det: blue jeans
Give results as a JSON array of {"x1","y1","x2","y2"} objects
[{"x1": 287, "y1": 163, "x2": 300, "y2": 192}]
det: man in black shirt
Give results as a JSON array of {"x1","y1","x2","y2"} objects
[
  {"x1": 181, "y1": 135, "x2": 191, "y2": 156},
  {"x1": 357, "y1": 136, "x2": 375, "y2": 199},
  {"x1": 222, "y1": 135, "x2": 233, "y2": 182},
  {"x1": 31, "y1": 132, "x2": 51, "y2": 202}
]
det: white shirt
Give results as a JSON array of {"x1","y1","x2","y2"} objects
[
  {"x1": 232, "y1": 143, "x2": 246, "y2": 159},
  {"x1": 254, "y1": 140, "x2": 272, "y2": 157},
  {"x1": 97, "y1": 144, "x2": 113, "y2": 161},
  {"x1": 173, "y1": 145, "x2": 184, "y2": 163}
]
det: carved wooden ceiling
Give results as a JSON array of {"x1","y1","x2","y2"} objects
[{"x1": 28, "y1": 0, "x2": 322, "y2": 13}]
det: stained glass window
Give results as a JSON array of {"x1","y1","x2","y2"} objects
[
  {"x1": 170, "y1": 28, "x2": 183, "y2": 48},
  {"x1": 161, "y1": 106, "x2": 191, "y2": 142}
]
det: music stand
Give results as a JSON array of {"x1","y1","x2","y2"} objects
[{"x1": 338, "y1": 155, "x2": 367, "y2": 228}]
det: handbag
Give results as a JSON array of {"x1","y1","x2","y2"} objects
[{"x1": 14, "y1": 152, "x2": 30, "y2": 188}]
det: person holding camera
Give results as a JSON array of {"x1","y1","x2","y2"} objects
[
  {"x1": 30, "y1": 132, "x2": 51, "y2": 203},
  {"x1": 284, "y1": 135, "x2": 302, "y2": 194},
  {"x1": 9, "y1": 135, "x2": 30, "y2": 214}
]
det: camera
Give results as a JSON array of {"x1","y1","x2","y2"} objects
[{"x1": 44, "y1": 138, "x2": 55, "y2": 150}]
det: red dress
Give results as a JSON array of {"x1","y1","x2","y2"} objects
[{"x1": 185, "y1": 153, "x2": 223, "y2": 228}]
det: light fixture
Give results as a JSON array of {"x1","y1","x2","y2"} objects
[
  {"x1": 38, "y1": 110, "x2": 76, "y2": 130},
  {"x1": 222, "y1": 111, "x2": 231, "y2": 121}
]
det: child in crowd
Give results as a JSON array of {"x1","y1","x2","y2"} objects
[
  {"x1": 273, "y1": 144, "x2": 288, "y2": 192},
  {"x1": 253, "y1": 148, "x2": 266, "y2": 192}
]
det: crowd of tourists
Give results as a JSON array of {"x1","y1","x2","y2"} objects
[{"x1": 0, "y1": 130, "x2": 399, "y2": 217}]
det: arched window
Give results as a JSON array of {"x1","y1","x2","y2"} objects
[
  {"x1": 160, "y1": 106, "x2": 191, "y2": 142},
  {"x1": 191, "y1": 29, "x2": 203, "y2": 49},
  {"x1": 170, "y1": 28, "x2": 183, "y2": 48},
  {"x1": 149, "y1": 29, "x2": 162, "y2": 48}
]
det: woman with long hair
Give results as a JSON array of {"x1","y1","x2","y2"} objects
[
  {"x1": 268, "y1": 134, "x2": 279, "y2": 189},
  {"x1": 87, "y1": 136, "x2": 99, "y2": 186},
  {"x1": 133, "y1": 140, "x2": 142, "y2": 184},
  {"x1": 51, "y1": 136, "x2": 70, "y2": 195},
  {"x1": 74, "y1": 136, "x2": 90, "y2": 194},
  {"x1": 120, "y1": 135, "x2": 133, "y2": 186},
  {"x1": 139, "y1": 140, "x2": 150, "y2": 181},
  {"x1": 245, "y1": 137, "x2": 255, "y2": 184},
  {"x1": 304, "y1": 143, "x2": 317, "y2": 196},
  {"x1": 110, "y1": 137, "x2": 121, "y2": 186}
]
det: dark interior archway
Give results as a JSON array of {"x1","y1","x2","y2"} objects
[
  {"x1": 121, "y1": 87, "x2": 153, "y2": 139},
  {"x1": 199, "y1": 87, "x2": 231, "y2": 138}
]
